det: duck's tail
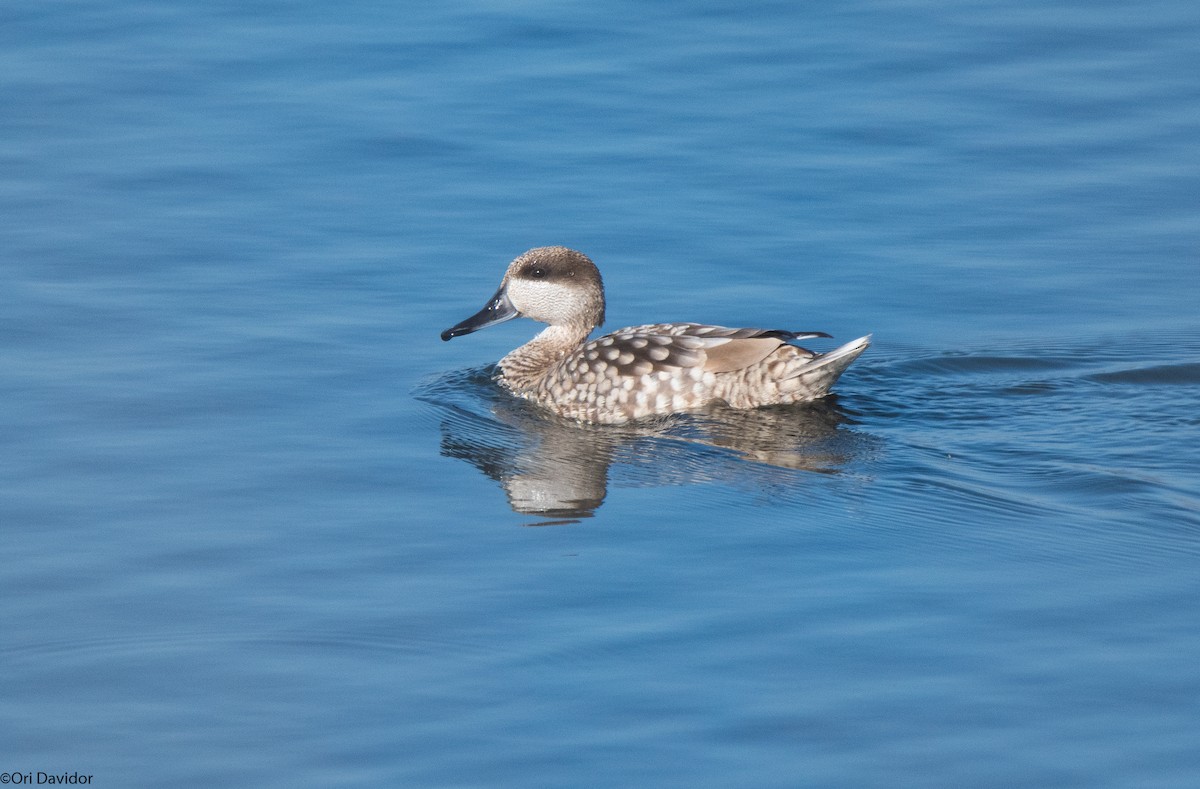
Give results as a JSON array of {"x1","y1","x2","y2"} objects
[{"x1": 781, "y1": 335, "x2": 872, "y2": 399}]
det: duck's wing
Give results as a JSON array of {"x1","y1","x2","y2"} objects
[
  {"x1": 634, "y1": 323, "x2": 831, "y2": 343},
  {"x1": 581, "y1": 324, "x2": 833, "y2": 377}
]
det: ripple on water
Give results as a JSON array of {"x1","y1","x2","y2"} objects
[
  {"x1": 1, "y1": 624, "x2": 502, "y2": 665},
  {"x1": 1086, "y1": 361, "x2": 1200, "y2": 386},
  {"x1": 844, "y1": 331, "x2": 1200, "y2": 564}
]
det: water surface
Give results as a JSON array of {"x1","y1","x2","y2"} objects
[{"x1": 3, "y1": 1, "x2": 1199, "y2": 787}]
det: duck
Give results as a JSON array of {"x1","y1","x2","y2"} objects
[{"x1": 441, "y1": 246, "x2": 870, "y2": 425}]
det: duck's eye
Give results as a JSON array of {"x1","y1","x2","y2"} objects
[{"x1": 528, "y1": 266, "x2": 548, "y2": 280}]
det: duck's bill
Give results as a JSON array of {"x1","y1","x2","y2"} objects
[{"x1": 440, "y1": 285, "x2": 520, "y2": 341}]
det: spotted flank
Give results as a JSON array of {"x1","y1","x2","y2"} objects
[{"x1": 441, "y1": 247, "x2": 870, "y2": 424}]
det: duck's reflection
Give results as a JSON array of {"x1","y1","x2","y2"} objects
[{"x1": 427, "y1": 366, "x2": 861, "y2": 524}]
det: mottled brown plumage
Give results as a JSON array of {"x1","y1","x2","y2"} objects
[{"x1": 442, "y1": 247, "x2": 870, "y2": 424}]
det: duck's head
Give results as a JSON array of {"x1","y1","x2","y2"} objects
[{"x1": 441, "y1": 246, "x2": 606, "y2": 341}]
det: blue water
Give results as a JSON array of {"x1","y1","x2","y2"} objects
[{"x1": 3, "y1": 1, "x2": 1199, "y2": 786}]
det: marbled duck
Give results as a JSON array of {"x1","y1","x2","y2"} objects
[{"x1": 441, "y1": 246, "x2": 870, "y2": 424}]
